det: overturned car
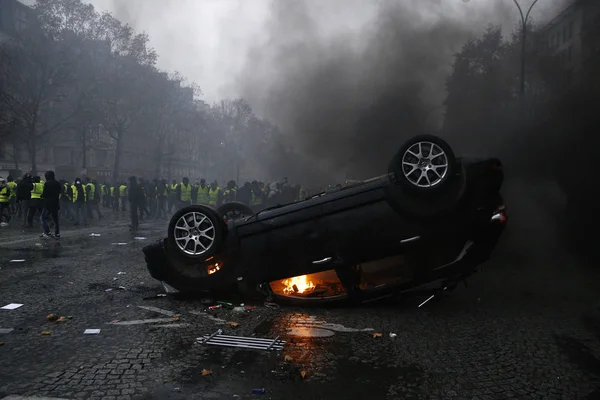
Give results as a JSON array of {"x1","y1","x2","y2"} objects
[{"x1": 143, "y1": 135, "x2": 507, "y2": 305}]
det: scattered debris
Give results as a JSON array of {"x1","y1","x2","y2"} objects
[
  {"x1": 252, "y1": 388, "x2": 266, "y2": 394},
  {"x1": 46, "y1": 314, "x2": 58, "y2": 322},
  {"x1": 198, "y1": 329, "x2": 285, "y2": 351},
  {"x1": 284, "y1": 355, "x2": 293, "y2": 362},
  {"x1": 0, "y1": 328, "x2": 14, "y2": 334},
  {"x1": 83, "y1": 329, "x2": 101, "y2": 335},
  {"x1": 57, "y1": 316, "x2": 67, "y2": 322},
  {"x1": 1, "y1": 303, "x2": 24, "y2": 310},
  {"x1": 300, "y1": 370, "x2": 308, "y2": 379},
  {"x1": 89, "y1": 233, "x2": 101, "y2": 237},
  {"x1": 389, "y1": 333, "x2": 397, "y2": 338},
  {"x1": 40, "y1": 330, "x2": 52, "y2": 335},
  {"x1": 111, "y1": 242, "x2": 128, "y2": 245},
  {"x1": 117, "y1": 272, "x2": 127, "y2": 275},
  {"x1": 227, "y1": 322, "x2": 239, "y2": 328},
  {"x1": 105, "y1": 288, "x2": 113, "y2": 292},
  {"x1": 201, "y1": 369, "x2": 213, "y2": 376},
  {"x1": 134, "y1": 237, "x2": 147, "y2": 240},
  {"x1": 172, "y1": 316, "x2": 181, "y2": 321},
  {"x1": 118, "y1": 286, "x2": 126, "y2": 290},
  {"x1": 208, "y1": 305, "x2": 222, "y2": 310},
  {"x1": 113, "y1": 277, "x2": 118, "y2": 281},
  {"x1": 264, "y1": 302, "x2": 279, "y2": 309},
  {"x1": 9, "y1": 259, "x2": 25, "y2": 263},
  {"x1": 138, "y1": 306, "x2": 178, "y2": 317},
  {"x1": 372, "y1": 332, "x2": 383, "y2": 338},
  {"x1": 232, "y1": 307, "x2": 245, "y2": 312},
  {"x1": 245, "y1": 306, "x2": 255, "y2": 311}
]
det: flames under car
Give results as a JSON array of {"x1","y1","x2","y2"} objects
[{"x1": 143, "y1": 134, "x2": 507, "y2": 305}]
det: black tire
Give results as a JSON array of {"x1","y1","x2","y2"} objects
[
  {"x1": 389, "y1": 134, "x2": 457, "y2": 194},
  {"x1": 217, "y1": 202, "x2": 253, "y2": 223},
  {"x1": 166, "y1": 205, "x2": 225, "y2": 260}
]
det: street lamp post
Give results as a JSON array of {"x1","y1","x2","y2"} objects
[{"x1": 512, "y1": 0, "x2": 541, "y2": 109}]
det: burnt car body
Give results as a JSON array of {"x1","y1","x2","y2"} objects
[{"x1": 143, "y1": 135, "x2": 507, "y2": 304}]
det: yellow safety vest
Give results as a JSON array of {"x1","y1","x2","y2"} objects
[
  {"x1": 87, "y1": 183, "x2": 95, "y2": 200},
  {"x1": 0, "y1": 187, "x2": 9, "y2": 203},
  {"x1": 197, "y1": 185, "x2": 209, "y2": 204},
  {"x1": 72, "y1": 185, "x2": 86, "y2": 202},
  {"x1": 208, "y1": 187, "x2": 220, "y2": 206},
  {"x1": 170, "y1": 184, "x2": 178, "y2": 193},
  {"x1": 180, "y1": 183, "x2": 192, "y2": 202},
  {"x1": 63, "y1": 183, "x2": 71, "y2": 200},
  {"x1": 223, "y1": 187, "x2": 237, "y2": 203},
  {"x1": 7, "y1": 181, "x2": 16, "y2": 198},
  {"x1": 119, "y1": 185, "x2": 127, "y2": 197},
  {"x1": 101, "y1": 184, "x2": 107, "y2": 195},
  {"x1": 31, "y1": 182, "x2": 44, "y2": 199},
  {"x1": 251, "y1": 191, "x2": 263, "y2": 205}
]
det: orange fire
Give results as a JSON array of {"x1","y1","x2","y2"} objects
[
  {"x1": 282, "y1": 275, "x2": 315, "y2": 295},
  {"x1": 207, "y1": 262, "x2": 221, "y2": 275}
]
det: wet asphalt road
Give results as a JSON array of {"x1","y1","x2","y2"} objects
[{"x1": 1, "y1": 203, "x2": 600, "y2": 400}]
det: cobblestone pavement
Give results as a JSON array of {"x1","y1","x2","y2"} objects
[{"x1": 1, "y1": 201, "x2": 600, "y2": 400}]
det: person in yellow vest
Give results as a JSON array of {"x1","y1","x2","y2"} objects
[
  {"x1": 27, "y1": 176, "x2": 44, "y2": 228},
  {"x1": 208, "y1": 180, "x2": 222, "y2": 208},
  {"x1": 197, "y1": 178, "x2": 209, "y2": 205},
  {"x1": 71, "y1": 177, "x2": 87, "y2": 226},
  {"x1": 168, "y1": 179, "x2": 178, "y2": 213},
  {"x1": 60, "y1": 179, "x2": 74, "y2": 221},
  {"x1": 6, "y1": 176, "x2": 17, "y2": 215},
  {"x1": 101, "y1": 182, "x2": 109, "y2": 208},
  {"x1": 0, "y1": 177, "x2": 11, "y2": 226},
  {"x1": 84, "y1": 177, "x2": 102, "y2": 219},
  {"x1": 110, "y1": 184, "x2": 119, "y2": 211},
  {"x1": 119, "y1": 182, "x2": 128, "y2": 212},
  {"x1": 222, "y1": 180, "x2": 237, "y2": 204},
  {"x1": 176, "y1": 177, "x2": 192, "y2": 208}
]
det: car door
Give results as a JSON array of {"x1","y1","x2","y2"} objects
[
  {"x1": 320, "y1": 183, "x2": 422, "y2": 269},
  {"x1": 241, "y1": 199, "x2": 330, "y2": 283}
]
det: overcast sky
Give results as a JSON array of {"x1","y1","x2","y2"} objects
[{"x1": 21, "y1": 0, "x2": 571, "y2": 103}]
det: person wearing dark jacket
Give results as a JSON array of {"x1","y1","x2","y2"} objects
[
  {"x1": 16, "y1": 173, "x2": 33, "y2": 226},
  {"x1": 128, "y1": 176, "x2": 144, "y2": 231},
  {"x1": 40, "y1": 170, "x2": 61, "y2": 239}
]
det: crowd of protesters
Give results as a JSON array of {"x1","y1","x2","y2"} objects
[{"x1": 0, "y1": 171, "x2": 320, "y2": 237}]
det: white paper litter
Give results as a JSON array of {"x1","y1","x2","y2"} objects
[
  {"x1": 111, "y1": 242, "x2": 128, "y2": 245},
  {"x1": 9, "y1": 259, "x2": 25, "y2": 263},
  {"x1": 134, "y1": 237, "x2": 147, "y2": 240},
  {"x1": 89, "y1": 233, "x2": 101, "y2": 237},
  {"x1": 1, "y1": 303, "x2": 24, "y2": 310},
  {"x1": 0, "y1": 328, "x2": 14, "y2": 334},
  {"x1": 389, "y1": 333, "x2": 397, "y2": 338},
  {"x1": 117, "y1": 272, "x2": 126, "y2": 275},
  {"x1": 84, "y1": 329, "x2": 101, "y2": 334}
]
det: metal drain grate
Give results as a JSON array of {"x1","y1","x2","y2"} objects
[{"x1": 197, "y1": 329, "x2": 286, "y2": 351}]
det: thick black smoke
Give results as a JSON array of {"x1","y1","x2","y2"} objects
[{"x1": 240, "y1": 0, "x2": 516, "y2": 180}]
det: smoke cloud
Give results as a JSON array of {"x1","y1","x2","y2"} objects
[{"x1": 239, "y1": 0, "x2": 566, "y2": 180}]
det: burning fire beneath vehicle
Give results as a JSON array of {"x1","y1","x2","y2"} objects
[
  {"x1": 207, "y1": 262, "x2": 221, "y2": 275},
  {"x1": 282, "y1": 275, "x2": 315, "y2": 295},
  {"x1": 271, "y1": 270, "x2": 346, "y2": 299}
]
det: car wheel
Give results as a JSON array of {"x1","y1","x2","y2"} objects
[
  {"x1": 217, "y1": 202, "x2": 253, "y2": 223},
  {"x1": 167, "y1": 205, "x2": 225, "y2": 259},
  {"x1": 389, "y1": 134, "x2": 457, "y2": 193}
]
